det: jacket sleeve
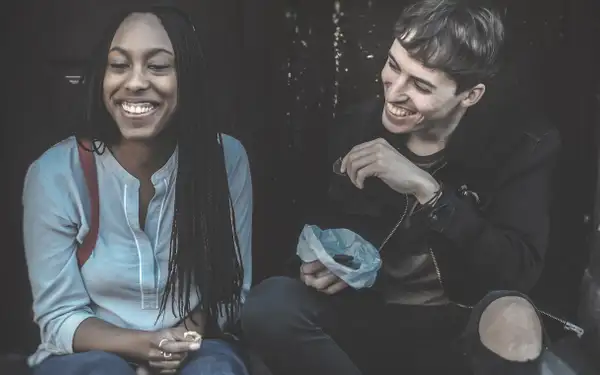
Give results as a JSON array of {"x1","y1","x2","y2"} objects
[
  {"x1": 22, "y1": 160, "x2": 95, "y2": 355},
  {"x1": 417, "y1": 129, "x2": 561, "y2": 292},
  {"x1": 224, "y1": 136, "x2": 253, "y2": 305}
]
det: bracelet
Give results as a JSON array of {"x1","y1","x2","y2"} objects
[{"x1": 423, "y1": 181, "x2": 444, "y2": 207}]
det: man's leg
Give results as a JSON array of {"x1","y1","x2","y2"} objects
[
  {"x1": 465, "y1": 291, "x2": 546, "y2": 374},
  {"x1": 363, "y1": 303, "x2": 470, "y2": 375},
  {"x1": 33, "y1": 351, "x2": 136, "y2": 375},
  {"x1": 241, "y1": 276, "x2": 374, "y2": 375},
  {"x1": 179, "y1": 339, "x2": 249, "y2": 375},
  {"x1": 478, "y1": 296, "x2": 543, "y2": 361}
]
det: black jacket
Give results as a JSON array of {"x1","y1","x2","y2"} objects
[{"x1": 306, "y1": 98, "x2": 561, "y2": 306}]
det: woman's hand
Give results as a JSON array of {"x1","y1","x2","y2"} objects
[
  {"x1": 135, "y1": 364, "x2": 153, "y2": 375},
  {"x1": 145, "y1": 328, "x2": 201, "y2": 374}
]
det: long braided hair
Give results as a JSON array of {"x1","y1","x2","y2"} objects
[{"x1": 76, "y1": 5, "x2": 244, "y2": 327}]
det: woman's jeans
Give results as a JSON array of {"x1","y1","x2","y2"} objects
[{"x1": 32, "y1": 339, "x2": 250, "y2": 375}]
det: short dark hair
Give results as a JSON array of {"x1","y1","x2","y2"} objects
[{"x1": 394, "y1": 0, "x2": 505, "y2": 93}]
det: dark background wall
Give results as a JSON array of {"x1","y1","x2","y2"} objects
[{"x1": 2, "y1": 0, "x2": 598, "y2": 354}]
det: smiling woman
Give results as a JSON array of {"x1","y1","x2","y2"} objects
[
  {"x1": 103, "y1": 13, "x2": 178, "y2": 140},
  {"x1": 22, "y1": 6, "x2": 252, "y2": 375}
]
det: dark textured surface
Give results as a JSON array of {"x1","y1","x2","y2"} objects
[{"x1": 1, "y1": 0, "x2": 598, "y2": 355}]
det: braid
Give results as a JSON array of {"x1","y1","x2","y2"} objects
[{"x1": 76, "y1": 5, "x2": 244, "y2": 328}]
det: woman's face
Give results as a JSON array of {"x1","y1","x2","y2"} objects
[{"x1": 103, "y1": 12, "x2": 178, "y2": 141}]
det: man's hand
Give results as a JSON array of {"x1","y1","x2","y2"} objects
[
  {"x1": 146, "y1": 328, "x2": 201, "y2": 374},
  {"x1": 300, "y1": 261, "x2": 348, "y2": 295},
  {"x1": 340, "y1": 138, "x2": 440, "y2": 204}
]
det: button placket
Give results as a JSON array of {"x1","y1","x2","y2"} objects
[
  {"x1": 147, "y1": 178, "x2": 169, "y2": 310},
  {"x1": 126, "y1": 181, "x2": 160, "y2": 311}
]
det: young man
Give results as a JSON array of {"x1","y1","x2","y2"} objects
[{"x1": 242, "y1": 0, "x2": 561, "y2": 374}]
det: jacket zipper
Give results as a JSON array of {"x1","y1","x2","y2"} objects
[
  {"x1": 379, "y1": 162, "x2": 447, "y2": 250},
  {"x1": 378, "y1": 194, "x2": 409, "y2": 251}
]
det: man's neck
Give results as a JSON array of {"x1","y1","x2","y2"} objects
[
  {"x1": 111, "y1": 137, "x2": 176, "y2": 180},
  {"x1": 406, "y1": 108, "x2": 466, "y2": 157}
]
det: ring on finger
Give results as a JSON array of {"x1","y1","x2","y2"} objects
[
  {"x1": 158, "y1": 338, "x2": 169, "y2": 349},
  {"x1": 158, "y1": 338, "x2": 172, "y2": 359}
]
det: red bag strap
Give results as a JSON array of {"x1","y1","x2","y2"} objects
[
  {"x1": 76, "y1": 139, "x2": 99, "y2": 268},
  {"x1": 30, "y1": 140, "x2": 98, "y2": 320}
]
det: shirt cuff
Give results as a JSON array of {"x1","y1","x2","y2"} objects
[{"x1": 56, "y1": 311, "x2": 95, "y2": 353}]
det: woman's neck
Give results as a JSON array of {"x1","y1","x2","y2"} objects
[{"x1": 110, "y1": 137, "x2": 176, "y2": 180}]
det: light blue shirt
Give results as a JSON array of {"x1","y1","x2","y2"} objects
[{"x1": 22, "y1": 135, "x2": 252, "y2": 366}]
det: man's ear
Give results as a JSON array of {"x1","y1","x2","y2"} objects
[{"x1": 461, "y1": 83, "x2": 486, "y2": 108}]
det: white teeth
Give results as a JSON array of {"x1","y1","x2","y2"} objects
[
  {"x1": 121, "y1": 102, "x2": 156, "y2": 115},
  {"x1": 387, "y1": 102, "x2": 415, "y2": 117}
]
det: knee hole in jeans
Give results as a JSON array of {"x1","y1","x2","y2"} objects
[{"x1": 478, "y1": 296, "x2": 543, "y2": 362}]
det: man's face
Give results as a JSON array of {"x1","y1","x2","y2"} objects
[{"x1": 380, "y1": 39, "x2": 472, "y2": 135}]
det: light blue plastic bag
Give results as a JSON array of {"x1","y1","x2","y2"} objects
[{"x1": 296, "y1": 225, "x2": 382, "y2": 289}]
